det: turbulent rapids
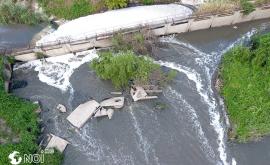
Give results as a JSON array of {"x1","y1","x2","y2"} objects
[{"x1": 12, "y1": 21, "x2": 270, "y2": 165}]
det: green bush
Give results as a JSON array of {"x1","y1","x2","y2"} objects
[
  {"x1": 220, "y1": 33, "x2": 270, "y2": 142},
  {"x1": 141, "y1": 0, "x2": 154, "y2": 5},
  {"x1": 105, "y1": 0, "x2": 128, "y2": 9},
  {"x1": 38, "y1": 0, "x2": 94, "y2": 20},
  {"x1": 90, "y1": 51, "x2": 160, "y2": 88},
  {"x1": 240, "y1": 0, "x2": 255, "y2": 15},
  {"x1": 0, "y1": 0, "x2": 45, "y2": 25}
]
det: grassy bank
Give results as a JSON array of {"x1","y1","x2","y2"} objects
[
  {"x1": 37, "y1": 0, "x2": 176, "y2": 20},
  {"x1": 195, "y1": 0, "x2": 270, "y2": 16},
  {"x1": 0, "y1": 0, "x2": 46, "y2": 25},
  {"x1": 0, "y1": 57, "x2": 63, "y2": 164},
  {"x1": 220, "y1": 33, "x2": 270, "y2": 142}
]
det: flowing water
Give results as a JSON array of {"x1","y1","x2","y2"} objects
[{"x1": 6, "y1": 19, "x2": 270, "y2": 165}]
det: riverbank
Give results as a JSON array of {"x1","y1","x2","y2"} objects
[
  {"x1": 218, "y1": 32, "x2": 270, "y2": 142},
  {"x1": 0, "y1": 56, "x2": 63, "y2": 164}
]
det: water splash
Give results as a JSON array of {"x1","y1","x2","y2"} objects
[
  {"x1": 157, "y1": 60, "x2": 230, "y2": 165},
  {"x1": 129, "y1": 106, "x2": 160, "y2": 165},
  {"x1": 164, "y1": 86, "x2": 216, "y2": 163},
  {"x1": 14, "y1": 49, "x2": 98, "y2": 92}
]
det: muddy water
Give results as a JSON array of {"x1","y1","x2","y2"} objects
[
  {"x1": 11, "y1": 19, "x2": 270, "y2": 165},
  {"x1": 0, "y1": 24, "x2": 43, "y2": 50}
]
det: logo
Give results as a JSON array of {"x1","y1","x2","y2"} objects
[
  {"x1": 8, "y1": 149, "x2": 52, "y2": 164},
  {"x1": 8, "y1": 151, "x2": 22, "y2": 165}
]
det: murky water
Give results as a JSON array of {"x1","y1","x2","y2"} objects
[
  {"x1": 0, "y1": 24, "x2": 43, "y2": 50},
  {"x1": 9, "y1": 19, "x2": 270, "y2": 165}
]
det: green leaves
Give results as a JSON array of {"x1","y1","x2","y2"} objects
[
  {"x1": 220, "y1": 33, "x2": 270, "y2": 142},
  {"x1": 91, "y1": 51, "x2": 159, "y2": 89},
  {"x1": 0, "y1": 0, "x2": 45, "y2": 25},
  {"x1": 38, "y1": 0, "x2": 94, "y2": 20},
  {"x1": 240, "y1": 0, "x2": 255, "y2": 15},
  {"x1": 0, "y1": 57, "x2": 42, "y2": 164},
  {"x1": 105, "y1": 0, "x2": 128, "y2": 10}
]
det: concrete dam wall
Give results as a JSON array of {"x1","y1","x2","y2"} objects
[{"x1": 12, "y1": 4, "x2": 270, "y2": 61}]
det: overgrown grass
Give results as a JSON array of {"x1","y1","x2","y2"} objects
[
  {"x1": 0, "y1": 0, "x2": 46, "y2": 25},
  {"x1": 0, "y1": 56, "x2": 63, "y2": 164},
  {"x1": 195, "y1": 0, "x2": 239, "y2": 15},
  {"x1": 220, "y1": 33, "x2": 270, "y2": 142},
  {"x1": 195, "y1": 0, "x2": 259, "y2": 15},
  {"x1": 255, "y1": 0, "x2": 270, "y2": 5},
  {"x1": 111, "y1": 31, "x2": 157, "y2": 55},
  {"x1": 38, "y1": 0, "x2": 95, "y2": 20}
]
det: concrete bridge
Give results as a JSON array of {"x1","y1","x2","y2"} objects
[{"x1": 7, "y1": 4, "x2": 270, "y2": 61}]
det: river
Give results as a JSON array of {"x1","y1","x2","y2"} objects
[{"x1": 2, "y1": 19, "x2": 270, "y2": 165}]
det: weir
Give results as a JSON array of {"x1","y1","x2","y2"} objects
[{"x1": 9, "y1": 4, "x2": 270, "y2": 61}]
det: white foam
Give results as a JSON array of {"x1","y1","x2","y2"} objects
[
  {"x1": 157, "y1": 60, "x2": 229, "y2": 164},
  {"x1": 165, "y1": 87, "x2": 216, "y2": 162},
  {"x1": 14, "y1": 49, "x2": 98, "y2": 92},
  {"x1": 129, "y1": 106, "x2": 160, "y2": 165},
  {"x1": 37, "y1": 4, "x2": 192, "y2": 46}
]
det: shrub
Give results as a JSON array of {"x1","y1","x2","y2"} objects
[
  {"x1": 35, "y1": 52, "x2": 47, "y2": 59},
  {"x1": 111, "y1": 31, "x2": 157, "y2": 55},
  {"x1": 240, "y1": 0, "x2": 255, "y2": 15},
  {"x1": 141, "y1": 0, "x2": 154, "y2": 5},
  {"x1": 105, "y1": 0, "x2": 128, "y2": 9},
  {"x1": 0, "y1": 0, "x2": 45, "y2": 25},
  {"x1": 91, "y1": 51, "x2": 160, "y2": 88}
]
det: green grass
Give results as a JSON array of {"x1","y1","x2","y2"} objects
[
  {"x1": 38, "y1": 0, "x2": 94, "y2": 20},
  {"x1": 0, "y1": 0, "x2": 46, "y2": 25},
  {"x1": 220, "y1": 33, "x2": 270, "y2": 142},
  {"x1": 0, "y1": 56, "x2": 63, "y2": 164}
]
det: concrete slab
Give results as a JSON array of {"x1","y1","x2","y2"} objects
[
  {"x1": 67, "y1": 100, "x2": 100, "y2": 128},
  {"x1": 131, "y1": 86, "x2": 158, "y2": 101},
  {"x1": 100, "y1": 97, "x2": 125, "y2": 109},
  {"x1": 46, "y1": 134, "x2": 69, "y2": 153}
]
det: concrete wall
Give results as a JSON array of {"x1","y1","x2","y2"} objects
[{"x1": 13, "y1": 5, "x2": 270, "y2": 61}]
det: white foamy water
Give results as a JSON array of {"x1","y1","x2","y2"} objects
[
  {"x1": 71, "y1": 124, "x2": 135, "y2": 165},
  {"x1": 129, "y1": 106, "x2": 160, "y2": 165},
  {"x1": 164, "y1": 86, "x2": 216, "y2": 163},
  {"x1": 159, "y1": 29, "x2": 257, "y2": 165},
  {"x1": 37, "y1": 4, "x2": 192, "y2": 46},
  {"x1": 14, "y1": 49, "x2": 98, "y2": 92},
  {"x1": 158, "y1": 60, "x2": 228, "y2": 165}
]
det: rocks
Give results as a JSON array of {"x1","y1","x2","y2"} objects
[
  {"x1": 110, "y1": 91, "x2": 122, "y2": 95},
  {"x1": 100, "y1": 97, "x2": 125, "y2": 109},
  {"x1": 107, "y1": 109, "x2": 114, "y2": 120},
  {"x1": 67, "y1": 100, "x2": 100, "y2": 129},
  {"x1": 56, "y1": 104, "x2": 67, "y2": 113},
  {"x1": 130, "y1": 86, "x2": 159, "y2": 101},
  {"x1": 46, "y1": 134, "x2": 69, "y2": 153}
]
